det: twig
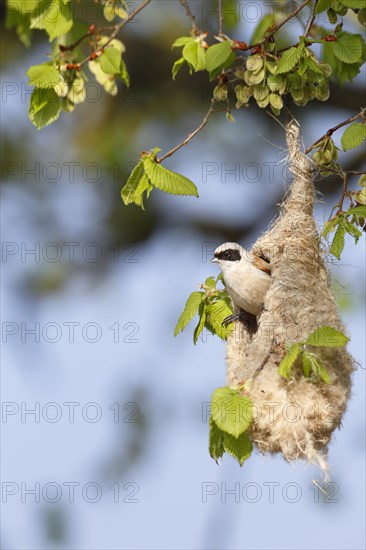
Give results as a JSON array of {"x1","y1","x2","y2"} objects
[
  {"x1": 265, "y1": 0, "x2": 313, "y2": 41},
  {"x1": 77, "y1": 0, "x2": 152, "y2": 68},
  {"x1": 304, "y1": 0, "x2": 319, "y2": 37},
  {"x1": 305, "y1": 109, "x2": 366, "y2": 153},
  {"x1": 179, "y1": 0, "x2": 200, "y2": 33},
  {"x1": 337, "y1": 172, "x2": 348, "y2": 213},
  {"x1": 157, "y1": 100, "x2": 223, "y2": 163},
  {"x1": 218, "y1": 0, "x2": 224, "y2": 36}
]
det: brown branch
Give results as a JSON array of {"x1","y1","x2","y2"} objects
[
  {"x1": 77, "y1": 0, "x2": 152, "y2": 68},
  {"x1": 265, "y1": 0, "x2": 313, "y2": 41},
  {"x1": 304, "y1": 0, "x2": 319, "y2": 37},
  {"x1": 179, "y1": 0, "x2": 200, "y2": 33},
  {"x1": 335, "y1": 172, "x2": 349, "y2": 214},
  {"x1": 218, "y1": 0, "x2": 224, "y2": 36},
  {"x1": 157, "y1": 100, "x2": 224, "y2": 163},
  {"x1": 305, "y1": 109, "x2": 366, "y2": 153}
]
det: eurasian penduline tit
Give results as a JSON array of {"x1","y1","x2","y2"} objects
[{"x1": 211, "y1": 242, "x2": 271, "y2": 325}]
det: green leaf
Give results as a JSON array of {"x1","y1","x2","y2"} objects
[
  {"x1": 208, "y1": 51, "x2": 236, "y2": 81},
  {"x1": 100, "y1": 47, "x2": 122, "y2": 75},
  {"x1": 330, "y1": 222, "x2": 346, "y2": 259},
  {"x1": 209, "y1": 418, "x2": 224, "y2": 464},
  {"x1": 206, "y1": 41, "x2": 233, "y2": 72},
  {"x1": 305, "y1": 326, "x2": 349, "y2": 347},
  {"x1": 341, "y1": 0, "x2": 365, "y2": 8},
  {"x1": 344, "y1": 221, "x2": 362, "y2": 242},
  {"x1": 341, "y1": 123, "x2": 366, "y2": 151},
  {"x1": 204, "y1": 276, "x2": 216, "y2": 290},
  {"x1": 211, "y1": 387, "x2": 253, "y2": 438},
  {"x1": 182, "y1": 41, "x2": 206, "y2": 71},
  {"x1": 346, "y1": 205, "x2": 366, "y2": 217},
  {"x1": 323, "y1": 217, "x2": 339, "y2": 237},
  {"x1": 9, "y1": 0, "x2": 40, "y2": 14},
  {"x1": 302, "y1": 353, "x2": 312, "y2": 377},
  {"x1": 315, "y1": 0, "x2": 333, "y2": 13},
  {"x1": 174, "y1": 291, "x2": 205, "y2": 336},
  {"x1": 43, "y1": 0, "x2": 73, "y2": 41},
  {"x1": 143, "y1": 158, "x2": 199, "y2": 197},
  {"x1": 172, "y1": 36, "x2": 195, "y2": 48},
  {"x1": 27, "y1": 63, "x2": 61, "y2": 89},
  {"x1": 193, "y1": 302, "x2": 207, "y2": 344},
  {"x1": 278, "y1": 343, "x2": 301, "y2": 379},
  {"x1": 276, "y1": 47, "x2": 302, "y2": 74},
  {"x1": 119, "y1": 59, "x2": 130, "y2": 87},
  {"x1": 29, "y1": 88, "x2": 61, "y2": 129},
  {"x1": 121, "y1": 162, "x2": 153, "y2": 209},
  {"x1": 223, "y1": 431, "x2": 253, "y2": 466},
  {"x1": 303, "y1": 352, "x2": 331, "y2": 383},
  {"x1": 121, "y1": 161, "x2": 144, "y2": 205},
  {"x1": 333, "y1": 32, "x2": 363, "y2": 64},
  {"x1": 250, "y1": 13, "x2": 278, "y2": 43},
  {"x1": 207, "y1": 295, "x2": 233, "y2": 340},
  {"x1": 172, "y1": 57, "x2": 185, "y2": 80}
]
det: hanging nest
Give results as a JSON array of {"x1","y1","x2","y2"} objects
[{"x1": 226, "y1": 120, "x2": 355, "y2": 477}]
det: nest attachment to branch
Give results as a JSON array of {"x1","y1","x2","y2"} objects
[{"x1": 226, "y1": 120, "x2": 355, "y2": 478}]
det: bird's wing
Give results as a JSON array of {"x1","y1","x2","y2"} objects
[{"x1": 252, "y1": 255, "x2": 271, "y2": 275}]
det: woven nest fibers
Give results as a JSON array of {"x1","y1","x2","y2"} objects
[{"x1": 226, "y1": 121, "x2": 355, "y2": 476}]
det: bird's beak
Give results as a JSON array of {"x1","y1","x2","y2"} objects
[{"x1": 210, "y1": 257, "x2": 218, "y2": 263}]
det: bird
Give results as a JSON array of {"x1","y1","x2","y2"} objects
[{"x1": 211, "y1": 242, "x2": 271, "y2": 326}]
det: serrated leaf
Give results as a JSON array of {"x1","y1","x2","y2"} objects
[
  {"x1": 208, "y1": 51, "x2": 236, "y2": 81},
  {"x1": 172, "y1": 36, "x2": 195, "y2": 48},
  {"x1": 344, "y1": 221, "x2": 362, "y2": 242},
  {"x1": 315, "y1": 0, "x2": 333, "y2": 13},
  {"x1": 29, "y1": 88, "x2": 61, "y2": 129},
  {"x1": 100, "y1": 47, "x2": 122, "y2": 75},
  {"x1": 250, "y1": 13, "x2": 278, "y2": 43},
  {"x1": 330, "y1": 222, "x2": 346, "y2": 259},
  {"x1": 174, "y1": 291, "x2": 205, "y2": 336},
  {"x1": 209, "y1": 418, "x2": 224, "y2": 464},
  {"x1": 143, "y1": 158, "x2": 199, "y2": 197},
  {"x1": 322, "y1": 217, "x2": 339, "y2": 237},
  {"x1": 182, "y1": 41, "x2": 206, "y2": 71},
  {"x1": 303, "y1": 352, "x2": 330, "y2": 383},
  {"x1": 27, "y1": 63, "x2": 61, "y2": 89},
  {"x1": 223, "y1": 431, "x2": 253, "y2": 466},
  {"x1": 44, "y1": 0, "x2": 73, "y2": 41},
  {"x1": 276, "y1": 47, "x2": 302, "y2": 74},
  {"x1": 302, "y1": 353, "x2": 312, "y2": 377},
  {"x1": 305, "y1": 326, "x2": 349, "y2": 347},
  {"x1": 207, "y1": 296, "x2": 233, "y2": 340},
  {"x1": 341, "y1": 0, "x2": 364, "y2": 7},
  {"x1": 172, "y1": 57, "x2": 185, "y2": 80},
  {"x1": 211, "y1": 387, "x2": 253, "y2": 438},
  {"x1": 121, "y1": 161, "x2": 144, "y2": 205},
  {"x1": 347, "y1": 205, "x2": 366, "y2": 217},
  {"x1": 193, "y1": 302, "x2": 207, "y2": 344},
  {"x1": 278, "y1": 343, "x2": 301, "y2": 379},
  {"x1": 206, "y1": 41, "x2": 233, "y2": 72},
  {"x1": 341, "y1": 123, "x2": 366, "y2": 151},
  {"x1": 118, "y1": 58, "x2": 130, "y2": 87},
  {"x1": 204, "y1": 276, "x2": 216, "y2": 289},
  {"x1": 333, "y1": 32, "x2": 363, "y2": 64}
]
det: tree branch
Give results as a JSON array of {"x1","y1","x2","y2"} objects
[
  {"x1": 304, "y1": 0, "x2": 319, "y2": 37},
  {"x1": 264, "y1": 0, "x2": 313, "y2": 41},
  {"x1": 179, "y1": 0, "x2": 200, "y2": 33},
  {"x1": 157, "y1": 100, "x2": 223, "y2": 163},
  {"x1": 305, "y1": 109, "x2": 366, "y2": 153},
  {"x1": 218, "y1": 0, "x2": 224, "y2": 36},
  {"x1": 76, "y1": 0, "x2": 152, "y2": 68}
]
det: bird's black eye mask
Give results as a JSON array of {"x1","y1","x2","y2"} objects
[{"x1": 215, "y1": 249, "x2": 241, "y2": 262}]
